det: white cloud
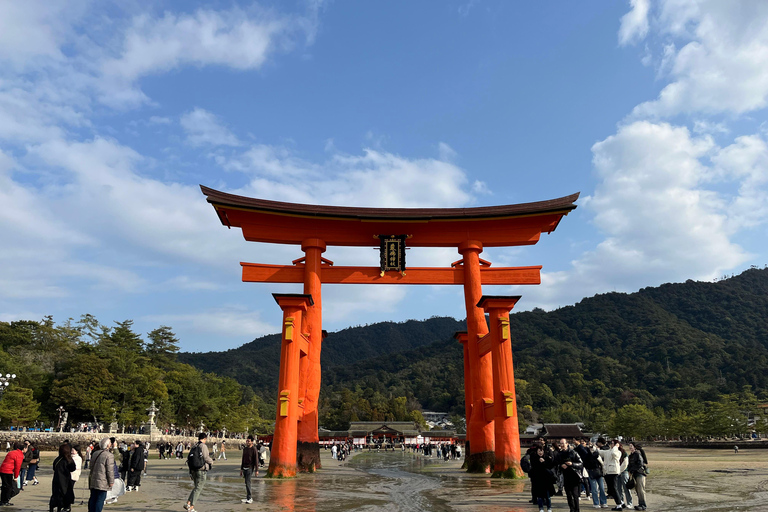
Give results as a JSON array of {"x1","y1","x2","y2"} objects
[
  {"x1": 618, "y1": 0, "x2": 651, "y2": 46},
  {"x1": 143, "y1": 306, "x2": 278, "y2": 339},
  {"x1": 98, "y1": 7, "x2": 314, "y2": 108},
  {"x1": 0, "y1": 0, "x2": 88, "y2": 67},
  {"x1": 692, "y1": 119, "x2": 728, "y2": 135},
  {"x1": 0, "y1": 312, "x2": 49, "y2": 323},
  {"x1": 518, "y1": 121, "x2": 764, "y2": 310},
  {"x1": 629, "y1": 0, "x2": 768, "y2": 117},
  {"x1": 225, "y1": 145, "x2": 478, "y2": 208},
  {"x1": 162, "y1": 276, "x2": 222, "y2": 292},
  {"x1": 323, "y1": 286, "x2": 408, "y2": 323},
  {"x1": 181, "y1": 108, "x2": 240, "y2": 147},
  {"x1": 712, "y1": 135, "x2": 768, "y2": 230},
  {"x1": 149, "y1": 116, "x2": 172, "y2": 125}
]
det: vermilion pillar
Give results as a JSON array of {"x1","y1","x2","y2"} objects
[
  {"x1": 459, "y1": 240, "x2": 495, "y2": 473},
  {"x1": 297, "y1": 239, "x2": 326, "y2": 472},
  {"x1": 268, "y1": 293, "x2": 312, "y2": 478},
  {"x1": 454, "y1": 331, "x2": 473, "y2": 469},
  {"x1": 478, "y1": 295, "x2": 523, "y2": 478}
]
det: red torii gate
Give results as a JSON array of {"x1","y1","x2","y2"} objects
[{"x1": 201, "y1": 185, "x2": 578, "y2": 477}]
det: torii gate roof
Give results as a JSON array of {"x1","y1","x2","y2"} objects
[{"x1": 201, "y1": 185, "x2": 579, "y2": 247}]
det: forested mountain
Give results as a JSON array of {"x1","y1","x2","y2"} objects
[
  {"x1": 179, "y1": 317, "x2": 462, "y2": 399},
  {"x1": 2, "y1": 269, "x2": 766, "y2": 437},
  {"x1": 180, "y1": 268, "x2": 768, "y2": 433}
]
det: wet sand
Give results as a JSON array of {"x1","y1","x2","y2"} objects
[{"x1": 4, "y1": 447, "x2": 767, "y2": 511}]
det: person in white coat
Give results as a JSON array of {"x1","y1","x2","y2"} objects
[
  {"x1": 597, "y1": 438, "x2": 624, "y2": 510},
  {"x1": 71, "y1": 446, "x2": 83, "y2": 503}
]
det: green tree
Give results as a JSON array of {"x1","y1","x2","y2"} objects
[
  {"x1": 0, "y1": 387, "x2": 41, "y2": 427},
  {"x1": 52, "y1": 353, "x2": 116, "y2": 422},
  {"x1": 146, "y1": 326, "x2": 180, "y2": 368},
  {"x1": 610, "y1": 404, "x2": 657, "y2": 440}
]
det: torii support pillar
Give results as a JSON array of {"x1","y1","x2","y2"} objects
[
  {"x1": 459, "y1": 240, "x2": 495, "y2": 473},
  {"x1": 478, "y1": 295, "x2": 523, "y2": 478},
  {"x1": 296, "y1": 239, "x2": 326, "y2": 472},
  {"x1": 454, "y1": 331, "x2": 472, "y2": 470},
  {"x1": 268, "y1": 294, "x2": 312, "y2": 478}
]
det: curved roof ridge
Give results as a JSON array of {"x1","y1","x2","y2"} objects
[{"x1": 200, "y1": 185, "x2": 579, "y2": 220}]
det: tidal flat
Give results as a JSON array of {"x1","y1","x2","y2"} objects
[{"x1": 7, "y1": 446, "x2": 768, "y2": 511}]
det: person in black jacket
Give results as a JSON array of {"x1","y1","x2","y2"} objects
[
  {"x1": 525, "y1": 437, "x2": 551, "y2": 505},
  {"x1": 530, "y1": 445, "x2": 556, "y2": 512},
  {"x1": 49, "y1": 443, "x2": 76, "y2": 512},
  {"x1": 553, "y1": 439, "x2": 584, "y2": 512},
  {"x1": 126, "y1": 441, "x2": 145, "y2": 492}
]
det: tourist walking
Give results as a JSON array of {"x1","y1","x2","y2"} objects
[
  {"x1": 218, "y1": 439, "x2": 227, "y2": 460},
  {"x1": 49, "y1": 442, "x2": 76, "y2": 512},
  {"x1": 126, "y1": 441, "x2": 145, "y2": 491},
  {"x1": 88, "y1": 437, "x2": 115, "y2": 512},
  {"x1": 0, "y1": 441, "x2": 26, "y2": 506},
  {"x1": 240, "y1": 435, "x2": 259, "y2": 504},
  {"x1": 25, "y1": 441, "x2": 40, "y2": 486},
  {"x1": 530, "y1": 444, "x2": 556, "y2": 512},
  {"x1": 628, "y1": 443, "x2": 648, "y2": 511},
  {"x1": 553, "y1": 438, "x2": 584, "y2": 512},
  {"x1": 184, "y1": 432, "x2": 214, "y2": 512}
]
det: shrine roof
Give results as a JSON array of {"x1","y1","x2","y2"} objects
[
  {"x1": 200, "y1": 185, "x2": 579, "y2": 247},
  {"x1": 201, "y1": 185, "x2": 578, "y2": 221}
]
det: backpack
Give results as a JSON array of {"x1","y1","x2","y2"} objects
[
  {"x1": 520, "y1": 453, "x2": 531, "y2": 474},
  {"x1": 187, "y1": 442, "x2": 205, "y2": 470}
]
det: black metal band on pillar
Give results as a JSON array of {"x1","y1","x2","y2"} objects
[{"x1": 378, "y1": 235, "x2": 408, "y2": 276}]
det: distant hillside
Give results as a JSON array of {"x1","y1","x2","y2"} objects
[
  {"x1": 178, "y1": 316, "x2": 463, "y2": 398},
  {"x1": 180, "y1": 268, "x2": 768, "y2": 429}
]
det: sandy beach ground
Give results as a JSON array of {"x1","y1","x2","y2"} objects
[{"x1": 3, "y1": 447, "x2": 767, "y2": 511}]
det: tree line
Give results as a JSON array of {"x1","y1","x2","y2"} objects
[
  {"x1": 3, "y1": 268, "x2": 768, "y2": 440},
  {"x1": 0, "y1": 316, "x2": 273, "y2": 434}
]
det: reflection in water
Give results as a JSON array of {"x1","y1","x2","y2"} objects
[{"x1": 155, "y1": 452, "x2": 526, "y2": 512}]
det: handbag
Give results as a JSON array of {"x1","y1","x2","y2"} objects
[
  {"x1": 626, "y1": 474, "x2": 636, "y2": 490},
  {"x1": 587, "y1": 467, "x2": 603, "y2": 480}
]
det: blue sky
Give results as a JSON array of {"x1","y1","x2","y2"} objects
[{"x1": 2, "y1": 0, "x2": 768, "y2": 352}]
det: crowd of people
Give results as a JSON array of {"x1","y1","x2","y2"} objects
[
  {"x1": 0, "y1": 433, "x2": 649, "y2": 512},
  {"x1": 522, "y1": 436, "x2": 649, "y2": 512},
  {"x1": 0, "y1": 434, "x2": 268, "y2": 512}
]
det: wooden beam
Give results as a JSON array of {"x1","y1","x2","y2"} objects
[
  {"x1": 477, "y1": 333, "x2": 492, "y2": 357},
  {"x1": 241, "y1": 263, "x2": 541, "y2": 285}
]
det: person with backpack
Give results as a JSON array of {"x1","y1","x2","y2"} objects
[{"x1": 184, "y1": 433, "x2": 214, "y2": 512}]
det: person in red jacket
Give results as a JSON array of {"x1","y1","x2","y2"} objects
[{"x1": 0, "y1": 441, "x2": 27, "y2": 505}]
